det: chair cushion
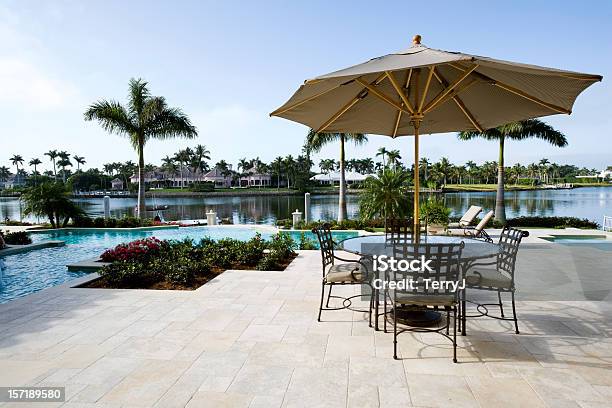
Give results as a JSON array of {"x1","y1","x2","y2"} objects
[
  {"x1": 466, "y1": 267, "x2": 512, "y2": 289},
  {"x1": 394, "y1": 292, "x2": 456, "y2": 307},
  {"x1": 326, "y1": 263, "x2": 363, "y2": 283}
]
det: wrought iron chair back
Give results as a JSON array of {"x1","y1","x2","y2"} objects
[
  {"x1": 385, "y1": 218, "x2": 414, "y2": 244},
  {"x1": 391, "y1": 242, "x2": 464, "y2": 298},
  {"x1": 312, "y1": 223, "x2": 335, "y2": 276},
  {"x1": 496, "y1": 227, "x2": 525, "y2": 284}
]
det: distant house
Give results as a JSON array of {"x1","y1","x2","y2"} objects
[
  {"x1": 239, "y1": 166, "x2": 271, "y2": 187},
  {"x1": 3, "y1": 174, "x2": 27, "y2": 189},
  {"x1": 111, "y1": 178, "x2": 124, "y2": 190},
  {"x1": 202, "y1": 166, "x2": 232, "y2": 188},
  {"x1": 311, "y1": 171, "x2": 375, "y2": 186}
]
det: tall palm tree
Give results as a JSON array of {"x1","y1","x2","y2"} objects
[
  {"x1": 459, "y1": 119, "x2": 566, "y2": 224},
  {"x1": 56, "y1": 151, "x2": 72, "y2": 183},
  {"x1": 376, "y1": 147, "x2": 389, "y2": 169},
  {"x1": 272, "y1": 156, "x2": 284, "y2": 190},
  {"x1": 386, "y1": 150, "x2": 401, "y2": 170},
  {"x1": 10, "y1": 154, "x2": 23, "y2": 174},
  {"x1": 419, "y1": 157, "x2": 430, "y2": 183},
  {"x1": 85, "y1": 78, "x2": 197, "y2": 217},
  {"x1": 306, "y1": 130, "x2": 367, "y2": 222},
  {"x1": 29, "y1": 158, "x2": 42, "y2": 184},
  {"x1": 74, "y1": 155, "x2": 86, "y2": 172},
  {"x1": 44, "y1": 150, "x2": 59, "y2": 181},
  {"x1": 0, "y1": 166, "x2": 11, "y2": 181}
]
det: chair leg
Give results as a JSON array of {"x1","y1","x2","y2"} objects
[
  {"x1": 461, "y1": 289, "x2": 467, "y2": 336},
  {"x1": 446, "y1": 308, "x2": 450, "y2": 335},
  {"x1": 498, "y1": 290, "x2": 505, "y2": 318},
  {"x1": 453, "y1": 306, "x2": 458, "y2": 363},
  {"x1": 317, "y1": 282, "x2": 325, "y2": 322},
  {"x1": 374, "y1": 287, "x2": 380, "y2": 331},
  {"x1": 393, "y1": 302, "x2": 398, "y2": 360},
  {"x1": 368, "y1": 285, "x2": 373, "y2": 328},
  {"x1": 511, "y1": 291, "x2": 519, "y2": 334},
  {"x1": 325, "y1": 283, "x2": 333, "y2": 307},
  {"x1": 383, "y1": 289, "x2": 388, "y2": 333}
]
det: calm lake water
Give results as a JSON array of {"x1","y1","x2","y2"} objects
[{"x1": 1, "y1": 187, "x2": 610, "y2": 225}]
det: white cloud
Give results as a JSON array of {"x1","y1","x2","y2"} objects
[{"x1": 0, "y1": 57, "x2": 77, "y2": 109}]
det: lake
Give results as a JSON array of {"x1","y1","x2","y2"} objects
[{"x1": 1, "y1": 187, "x2": 610, "y2": 225}]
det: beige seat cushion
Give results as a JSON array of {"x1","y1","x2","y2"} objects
[
  {"x1": 466, "y1": 267, "x2": 512, "y2": 289},
  {"x1": 326, "y1": 263, "x2": 363, "y2": 283},
  {"x1": 395, "y1": 292, "x2": 456, "y2": 307}
]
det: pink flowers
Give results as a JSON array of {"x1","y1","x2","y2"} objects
[{"x1": 101, "y1": 237, "x2": 163, "y2": 262}]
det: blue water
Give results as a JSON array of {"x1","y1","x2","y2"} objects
[{"x1": 0, "y1": 227, "x2": 357, "y2": 303}]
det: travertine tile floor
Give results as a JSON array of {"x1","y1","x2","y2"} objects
[{"x1": 0, "y1": 249, "x2": 610, "y2": 407}]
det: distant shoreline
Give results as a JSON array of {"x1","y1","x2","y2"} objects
[{"x1": 0, "y1": 183, "x2": 609, "y2": 199}]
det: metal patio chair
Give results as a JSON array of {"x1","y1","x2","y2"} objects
[
  {"x1": 312, "y1": 224, "x2": 374, "y2": 324},
  {"x1": 389, "y1": 241, "x2": 464, "y2": 362},
  {"x1": 463, "y1": 227, "x2": 527, "y2": 334}
]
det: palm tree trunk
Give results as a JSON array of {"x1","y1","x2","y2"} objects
[
  {"x1": 495, "y1": 136, "x2": 507, "y2": 224},
  {"x1": 53, "y1": 160, "x2": 57, "y2": 182},
  {"x1": 338, "y1": 135, "x2": 347, "y2": 222},
  {"x1": 137, "y1": 140, "x2": 146, "y2": 218}
]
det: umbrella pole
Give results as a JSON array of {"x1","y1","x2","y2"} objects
[{"x1": 412, "y1": 119, "x2": 421, "y2": 238}]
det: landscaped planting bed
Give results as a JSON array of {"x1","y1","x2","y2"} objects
[{"x1": 81, "y1": 233, "x2": 297, "y2": 290}]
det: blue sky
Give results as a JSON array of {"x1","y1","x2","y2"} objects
[{"x1": 0, "y1": 0, "x2": 610, "y2": 173}]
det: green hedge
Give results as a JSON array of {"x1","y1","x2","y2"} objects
[{"x1": 72, "y1": 216, "x2": 155, "y2": 228}]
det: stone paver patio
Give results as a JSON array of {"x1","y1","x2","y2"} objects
[{"x1": 0, "y1": 238, "x2": 611, "y2": 407}]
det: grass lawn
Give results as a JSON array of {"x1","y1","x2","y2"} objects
[{"x1": 443, "y1": 184, "x2": 539, "y2": 191}]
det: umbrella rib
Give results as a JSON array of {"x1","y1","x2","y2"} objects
[
  {"x1": 449, "y1": 64, "x2": 572, "y2": 114},
  {"x1": 316, "y1": 73, "x2": 387, "y2": 133},
  {"x1": 434, "y1": 70, "x2": 484, "y2": 132},
  {"x1": 355, "y1": 78, "x2": 412, "y2": 115},
  {"x1": 422, "y1": 65, "x2": 479, "y2": 114},
  {"x1": 493, "y1": 81, "x2": 571, "y2": 114},
  {"x1": 419, "y1": 67, "x2": 436, "y2": 112},
  {"x1": 386, "y1": 71, "x2": 415, "y2": 114},
  {"x1": 270, "y1": 84, "x2": 341, "y2": 116},
  {"x1": 392, "y1": 110, "x2": 402, "y2": 137}
]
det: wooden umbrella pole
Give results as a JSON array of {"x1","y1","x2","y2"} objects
[{"x1": 412, "y1": 117, "x2": 422, "y2": 239}]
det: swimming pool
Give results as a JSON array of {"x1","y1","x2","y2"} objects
[
  {"x1": 0, "y1": 227, "x2": 360, "y2": 303},
  {"x1": 539, "y1": 234, "x2": 612, "y2": 251}
]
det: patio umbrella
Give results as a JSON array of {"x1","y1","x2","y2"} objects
[{"x1": 270, "y1": 35, "x2": 602, "y2": 233}]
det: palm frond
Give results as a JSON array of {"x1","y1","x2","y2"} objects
[
  {"x1": 146, "y1": 106, "x2": 197, "y2": 140},
  {"x1": 128, "y1": 78, "x2": 150, "y2": 118},
  {"x1": 84, "y1": 101, "x2": 136, "y2": 136}
]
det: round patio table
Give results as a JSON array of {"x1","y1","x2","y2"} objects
[{"x1": 336, "y1": 234, "x2": 499, "y2": 330}]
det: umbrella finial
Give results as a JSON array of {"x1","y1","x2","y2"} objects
[{"x1": 412, "y1": 34, "x2": 422, "y2": 45}]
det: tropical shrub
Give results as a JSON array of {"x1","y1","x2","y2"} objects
[
  {"x1": 504, "y1": 216, "x2": 598, "y2": 229},
  {"x1": 0, "y1": 231, "x2": 32, "y2": 245},
  {"x1": 359, "y1": 169, "x2": 411, "y2": 220},
  {"x1": 420, "y1": 197, "x2": 451, "y2": 225},
  {"x1": 100, "y1": 237, "x2": 165, "y2": 262},
  {"x1": 93, "y1": 217, "x2": 106, "y2": 227},
  {"x1": 298, "y1": 232, "x2": 317, "y2": 250},
  {"x1": 21, "y1": 182, "x2": 84, "y2": 228}
]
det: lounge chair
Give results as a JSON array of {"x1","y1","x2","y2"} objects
[
  {"x1": 448, "y1": 210, "x2": 494, "y2": 242},
  {"x1": 448, "y1": 205, "x2": 482, "y2": 228}
]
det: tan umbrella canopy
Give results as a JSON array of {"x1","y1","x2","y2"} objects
[{"x1": 271, "y1": 35, "x2": 602, "y2": 232}]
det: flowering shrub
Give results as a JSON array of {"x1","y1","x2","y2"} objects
[{"x1": 100, "y1": 237, "x2": 164, "y2": 262}]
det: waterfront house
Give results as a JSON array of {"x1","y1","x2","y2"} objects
[
  {"x1": 239, "y1": 166, "x2": 271, "y2": 187},
  {"x1": 202, "y1": 166, "x2": 232, "y2": 188},
  {"x1": 311, "y1": 171, "x2": 375, "y2": 186},
  {"x1": 110, "y1": 178, "x2": 124, "y2": 190}
]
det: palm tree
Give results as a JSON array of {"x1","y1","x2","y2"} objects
[
  {"x1": 359, "y1": 168, "x2": 410, "y2": 223},
  {"x1": 283, "y1": 155, "x2": 296, "y2": 189},
  {"x1": 319, "y1": 159, "x2": 336, "y2": 174},
  {"x1": 458, "y1": 119, "x2": 566, "y2": 224},
  {"x1": 0, "y1": 166, "x2": 11, "y2": 181},
  {"x1": 44, "y1": 150, "x2": 59, "y2": 181},
  {"x1": 74, "y1": 155, "x2": 86, "y2": 172},
  {"x1": 29, "y1": 158, "x2": 42, "y2": 183},
  {"x1": 56, "y1": 151, "x2": 72, "y2": 183},
  {"x1": 376, "y1": 147, "x2": 389, "y2": 169},
  {"x1": 386, "y1": 150, "x2": 401, "y2": 170},
  {"x1": 85, "y1": 78, "x2": 197, "y2": 217},
  {"x1": 193, "y1": 144, "x2": 211, "y2": 181},
  {"x1": 306, "y1": 130, "x2": 367, "y2": 222},
  {"x1": 10, "y1": 154, "x2": 24, "y2": 174},
  {"x1": 270, "y1": 156, "x2": 283, "y2": 189},
  {"x1": 419, "y1": 157, "x2": 430, "y2": 183}
]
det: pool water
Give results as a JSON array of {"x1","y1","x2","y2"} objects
[
  {"x1": 0, "y1": 227, "x2": 359, "y2": 304},
  {"x1": 540, "y1": 235, "x2": 612, "y2": 251}
]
